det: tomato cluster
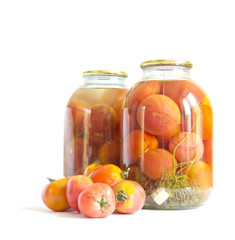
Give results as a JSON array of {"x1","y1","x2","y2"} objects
[
  {"x1": 64, "y1": 88, "x2": 128, "y2": 177},
  {"x1": 122, "y1": 80, "x2": 213, "y2": 189},
  {"x1": 42, "y1": 164, "x2": 146, "y2": 218}
]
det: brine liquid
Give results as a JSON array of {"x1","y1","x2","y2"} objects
[
  {"x1": 64, "y1": 88, "x2": 128, "y2": 177},
  {"x1": 120, "y1": 80, "x2": 213, "y2": 209}
]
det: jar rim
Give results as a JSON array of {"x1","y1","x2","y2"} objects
[
  {"x1": 82, "y1": 70, "x2": 128, "y2": 77},
  {"x1": 140, "y1": 59, "x2": 193, "y2": 69}
]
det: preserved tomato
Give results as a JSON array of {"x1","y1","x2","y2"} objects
[
  {"x1": 121, "y1": 60, "x2": 213, "y2": 209},
  {"x1": 64, "y1": 70, "x2": 128, "y2": 176}
]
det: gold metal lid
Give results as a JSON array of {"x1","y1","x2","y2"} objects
[
  {"x1": 82, "y1": 70, "x2": 128, "y2": 77},
  {"x1": 140, "y1": 59, "x2": 193, "y2": 69}
]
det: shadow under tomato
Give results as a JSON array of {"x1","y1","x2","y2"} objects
[{"x1": 21, "y1": 206, "x2": 87, "y2": 219}]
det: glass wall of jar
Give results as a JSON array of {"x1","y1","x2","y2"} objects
[
  {"x1": 121, "y1": 60, "x2": 213, "y2": 209},
  {"x1": 64, "y1": 70, "x2": 128, "y2": 177}
]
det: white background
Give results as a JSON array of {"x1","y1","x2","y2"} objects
[{"x1": 0, "y1": 0, "x2": 234, "y2": 239}]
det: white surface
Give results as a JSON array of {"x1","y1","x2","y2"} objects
[{"x1": 1, "y1": 0, "x2": 235, "y2": 239}]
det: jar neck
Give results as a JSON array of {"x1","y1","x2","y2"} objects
[
  {"x1": 142, "y1": 66, "x2": 191, "y2": 81},
  {"x1": 81, "y1": 75, "x2": 128, "y2": 89}
]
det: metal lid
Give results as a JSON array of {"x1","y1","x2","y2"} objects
[
  {"x1": 82, "y1": 70, "x2": 128, "y2": 77},
  {"x1": 140, "y1": 59, "x2": 193, "y2": 69}
]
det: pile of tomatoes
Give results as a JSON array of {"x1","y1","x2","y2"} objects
[{"x1": 42, "y1": 163, "x2": 146, "y2": 218}]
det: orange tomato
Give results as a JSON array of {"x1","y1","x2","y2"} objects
[
  {"x1": 141, "y1": 149, "x2": 177, "y2": 180},
  {"x1": 187, "y1": 160, "x2": 213, "y2": 188},
  {"x1": 113, "y1": 180, "x2": 146, "y2": 214},
  {"x1": 123, "y1": 129, "x2": 158, "y2": 164},
  {"x1": 88, "y1": 164, "x2": 128, "y2": 187},
  {"x1": 84, "y1": 162, "x2": 102, "y2": 176},
  {"x1": 98, "y1": 140, "x2": 120, "y2": 165},
  {"x1": 203, "y1": 139, "x2": 213, "y2": 164},
  {"x1": 202, "y1": 104, "x2": 213, "y2": 140},
  {"x1": 41, "y1": 178, "x2": 70, "y2": 212},
  {"x1": 125, "y1": 80, "x2": 161, "y2": 111},
  {"x1": 163, "y1": 80, "x2": 206, "y2": 109},
  {"x1": 137, "y1": 94, "x2": 181, "y2": 136},
  {"x1": 100, "y1": 88, "x2": 128, "y2": 121}
]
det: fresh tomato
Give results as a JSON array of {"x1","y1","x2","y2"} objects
[
  {"x1": 84, "y1": 162, "x2": 102, "y2": 176},
  {"x1": 88, "y1": 164, "x2": 129, "y2": 187},
  {"x1": 78, "y1": 183, "x2": 116, "y2": 218},
  {"x1": 66, "y1": 175, "x2": 93, "y2": 212},
  {"x1": 41, "y1": 177, "x2": 70, "y2": 212},
  {"x1": 113, "y1": 180, "x2": 146, "y2": 214}
]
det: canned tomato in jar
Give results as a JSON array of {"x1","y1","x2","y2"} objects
[
  {"x1": 121, "y1": 60, "x2": 213, "y2": 209},
  {"x1": 64, "y1": 70, "x2": 128, "y2": 177}
]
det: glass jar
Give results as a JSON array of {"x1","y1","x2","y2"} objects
[
  {"x1": 121, "y1": 60, "x2": 213, "y2": 209},
  {"x1": 64, "y1": 70, "x2": 128, "y2": 177}
]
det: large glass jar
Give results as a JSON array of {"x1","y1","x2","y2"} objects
[
  {"x1": 121, "y1": 60, "x2": 213, "y2": 209},
  {"x1": 64, "y1": 70, "x2": 128, "y2": 177}
]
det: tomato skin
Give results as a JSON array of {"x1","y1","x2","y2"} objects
[
  {"x1": 84, "y1": 163, "x2": 102, "y2": 176},
  {"x1": 89, "y1": 104, "x2": 118, "y2": 146},
  {"x1": 41, "y1": 178, "x2": 70, "y2": 212},
  {"x1": 78, "y1": 183, "x2": 116, "y2": 218},
  {"x1": 137, "y1": 94, "x2": 181, "y2": 136},
  {"x1": 125, "y1": 81, "x2": 161, "y2": 111},
  {"x1": 123, "y1": 129, "x2": 158, "y2": 164},
  {"x1": 88, "y1": 164, "x2": 124, "y2": 187},
  {"x1": 66, "y1": 175, "x2": 93, "y2": 212},
  {"x1": 187, "y1": 160, "x2": 213, "y2": 188},
  {"x1": 113, "y1": 180, "x2": 146, "y2": 214},
  {"x1": 98, "y1": 140, "x2": 120, "y2": 165},
  {"x1": 141, "y1": 149, "x2": 177, "y2": 180}
]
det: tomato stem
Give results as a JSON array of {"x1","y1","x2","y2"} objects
[
  {"x1": 116, "y1": 190, "x2": 128, "y2": 203},
  {"x1": 121, "y1": 168, "x2": 130, "y2": 179},
  {"x1": 88, "y1": 193, "x2": 110, "y2": 214},
  {"x1": 47, "y1": 178, "x2": 56, "y2": 182}
]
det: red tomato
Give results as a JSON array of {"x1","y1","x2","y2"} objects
[
  {"x1": 66, "y1": 175, "x2": 93, "y2": 212},
  {"x1": 78, "y1": 183, "x2": 116, "y2": 218},
  {"x1": 113, "y1": 180, "x2": 146, "y2": 214},
  {"x1": 89, "y1": 104, "x2": 118, "y2": 145},
  {"x1": 88, "y1": 164, "x2": 129, "y2": 187},
  {"x1": 169, "y1": 132, "x2": 204, "y2": 163},
  {"x1": 42, "y1": 178, "x2": 70, "y2": 212}
]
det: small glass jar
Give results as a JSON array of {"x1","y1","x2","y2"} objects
[
  {"x1": 64, "y1": 70, "x2": 128, "y2": 177},
  {"x1": 121, "y1": 60, "x2": 213, "y2": 209}
]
